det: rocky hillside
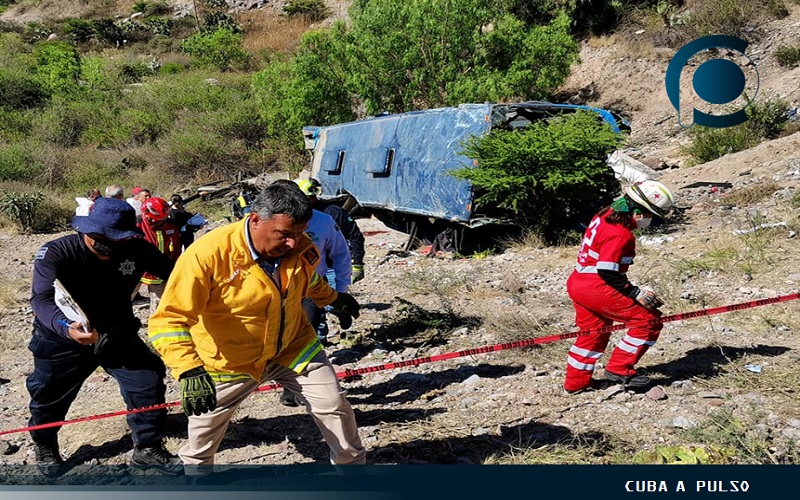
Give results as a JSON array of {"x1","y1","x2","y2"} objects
[{"x1": 1, "y1": 1, "x2": 800, "y2": 470}]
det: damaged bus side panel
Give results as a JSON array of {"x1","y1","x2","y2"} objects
[{"x1": 304, "y1": 101, "x2": 634, "y2": 251}]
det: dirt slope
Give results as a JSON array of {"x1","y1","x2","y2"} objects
[{"x1": 2, "y1": 4, "x2": 800, "y2": 470}]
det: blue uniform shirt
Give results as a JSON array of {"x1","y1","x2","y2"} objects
[{"x1": 31, "y1": 233, "x2": 173, "y2": 342}]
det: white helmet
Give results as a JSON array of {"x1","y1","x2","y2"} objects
[{"x1": 625, "y1": 180, "x2": 675, "y2": 218}]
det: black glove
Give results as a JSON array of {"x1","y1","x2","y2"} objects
[
  {"x1": 180, "y1": 366, "x2": 217, "y2": 417},
  {"x1": 330, "y1": 292, "x2": 360, "y2": 317},
  {"x1": 329, "y1": 292, "x2": 360, "y2": 330}
]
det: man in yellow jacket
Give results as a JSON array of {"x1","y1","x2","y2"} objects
[{"x1": 148, "y1": 181, "x2": 365, "y2": 471}]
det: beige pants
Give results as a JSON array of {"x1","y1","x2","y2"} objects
[
  {"x1": 180, "y1": 350, "x2": 365, "y2": 467},
  {"x1": 147, "y1": 282, "x2": 165, "y2": 316}
]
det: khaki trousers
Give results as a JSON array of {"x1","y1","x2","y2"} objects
[
  {"x1": 180, "y1": 350, "x2": 365, "y2": 467},
  {"x1": 147, "y1": 282, "x2": 165, "y2": 316}
]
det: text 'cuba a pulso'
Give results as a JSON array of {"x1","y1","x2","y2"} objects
[{"x1": 625, "y1": 480, "x2": 750, "y2": 493}]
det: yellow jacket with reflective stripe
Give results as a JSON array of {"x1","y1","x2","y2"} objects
[{"x1": 148, "y1": 217, "x2": 337, "y2": 381}]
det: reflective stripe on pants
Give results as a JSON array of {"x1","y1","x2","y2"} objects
[{"x1": 564, "y1": 272, "x2": 662, "y2": 392}]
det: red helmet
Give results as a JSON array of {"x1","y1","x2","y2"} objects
[{"x1": 142, "y1": 196, "x2": 169, "y2": 224}]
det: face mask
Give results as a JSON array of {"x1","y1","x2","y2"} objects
[
  {"x1": 91, "y1": 238, "x2": 119, "y2": 257},
  {"x1": 635, "y1": 217, "x2": 653, "y2": 229}
]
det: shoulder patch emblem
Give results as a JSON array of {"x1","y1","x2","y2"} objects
[
  {"x1": 303, "y1": 247, "x2": 320, "y2": 266},
  {"x1": 35, "y1": 247, "x2": 48, "y2": 260}
]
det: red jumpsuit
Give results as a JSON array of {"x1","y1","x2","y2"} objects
[
  {"x1": 139, "y1": 219, "x2": 182, "y2": 287},
  {"x1": 564, "y1": 209, "x2": 662, "y2": 392}
]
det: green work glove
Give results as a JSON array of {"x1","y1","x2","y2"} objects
[
  {"x1": 180, "y1": 366, "x2": 217, "y2": 417},
  {"x1": 330, "y1": 292, "x2": 360, "y2": 319},
  {"x1": 351, "y1": 264, "x2": 365, "y2": 284}
]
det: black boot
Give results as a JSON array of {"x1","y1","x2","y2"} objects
[
  {"x1": 279, "y1": 388, "x2": 301, "y2": 407},
  {"x1": 604, "y1": 369, "x2": 652, "y2": 388},
  {"x1": 131, "y1": 441, "x2": 182, "y2": 475},
  {"x1": 34, "y1": 440, "x2": 65, "y2": 477}
]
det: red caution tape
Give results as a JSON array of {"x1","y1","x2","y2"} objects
[{"x1": 2, "y1": 292, "x2": 797, "y2": 437}]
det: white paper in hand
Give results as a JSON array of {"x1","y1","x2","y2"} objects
[{"x1": 53, "y1": 279, "x2": 90, "y2": 331}]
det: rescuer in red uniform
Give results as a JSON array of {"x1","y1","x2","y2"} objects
[
  {"x1": 139, "y1": 196, "x2": 182, "y2": 315},
  {"x1": 564, "y1": 180, "x2": 675, "y2": 394}
]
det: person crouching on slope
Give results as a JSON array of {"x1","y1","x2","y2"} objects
[{"x1": 563, "y1": 180, "x2": 675, "y2": 394}]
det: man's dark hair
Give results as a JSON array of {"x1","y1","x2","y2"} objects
[{"x1": 251, "y1": 180, "x2": 312, "y2": 223}]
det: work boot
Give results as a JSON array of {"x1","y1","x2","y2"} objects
[
  {"x1": 34, "y1": 440, "x2": 65, "y2": 477},
  {"x1": 564, "y1": 378, "x2": 610, "y2": 395},
  {"x1": 604, "y1": 369, "x2": 652, "y2": 388},
  {"x1": 279, "y1": 388, "x2": 301, "y2": 407},
  {"x1": 131, "y1": 442, "x2": 182, "y2": 475}
]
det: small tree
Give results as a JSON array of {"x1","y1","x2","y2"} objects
[
  {"x1": 251, "y1": 29, "x2": 355, "y2": 148},
  {"x1": 332, "y1": 0, "x2": 579, "y2": 114},
  {"x1": 453, "y1": 111, "x2": 622, "y2": 239},
  {"x1": 283, "y1": 0, "x2": 331, "y2": 21},
  {"x1": 33, "y1": 41, "x2": 81, "y2": 95},
  {"x1": 181, "y1": 27, "x2": 248, "y2": 71}
]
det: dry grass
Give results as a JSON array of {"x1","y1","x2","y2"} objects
[
  {"x1": 500, "y1": 229, "x2": 547, "y2": 251},
  {"x1": 718, "y1": 181, "x2": 780, "y2": 207},
  {"x1": 0, "y1": 0, "x2": 138, "y2": 22},
  {"x1": 0, "y1": 278, "x2": 27, "y2": 310},
  {"x1": 484, "y1": 431, "x2": 629, "y2": 465},
  {"x1": 236, "y1": 9, "x2": 315, "y2": 56},
  {"x1": 701, "y1": 352, "x2": 800, "y2": 402},
  {"x1": 586, "y1": 34, "x2": 618, "y2": 49}
]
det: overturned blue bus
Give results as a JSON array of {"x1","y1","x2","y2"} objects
[{"x1": 303, "y1": 101, "x2": 630, "y2": 251}]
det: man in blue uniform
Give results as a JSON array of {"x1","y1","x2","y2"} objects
[{"x1": 28, "y1": 197, "x2": 180, "y2": 475}]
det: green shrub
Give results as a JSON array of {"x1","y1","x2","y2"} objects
[
  {"x1": 686, "y1": 94, "x2": 788, "y2": 164},
  {"x1": 132, "y1": 1, "x2": 171, "y2": 16},
  {"x1": 33, "y1": 98, "x2": 102, "y2": 147},
  {"x1": 0, "y1": 143, "x2": 42, "y2": 181},
  {"x1": 686, "y1": 0, "x2": 787, "y2": 38},
  {"x1": 0, "y1": 109, "x2": 34, "y2": 141},
  {"x1": 181, "y1": 28, "x2": 248, "y2": 71},
  {"x1": 63, "y1": 18, "x2": 95, "y2": 44},
  {"x1": 159, "y1": 124, "x2": 249, "y2": 181},
  {"x1": 0, "y1": 189, "x2": 43, "y2": 232},
  {"x1": 118, "y1": 18, "x2": 153, "y2": 44},
  {"x1": 62, "y1": 158, "x2": 122, "y2": 192},
  {"x1": 454, "y1": 111, "x2": 622, "y2": 239},
  {"x1": 23, "y1": 22, "x2": 53, "y2": 43},
  {"x1": 91, "y1": 18, "x2": 125, "y2": 46},
  {"x1": 33, "y1": 41, "x2": 81, "y2": 95},
  {"x1": 80, "y1": 56, "x2": 124, "y2": 92},
  {"x1": 0, "y1": 33, "x2": 32, "y2": 70},
  {"x1": 202, "y1": 12, "x2": 242, "y2": 34},
  {"x1": 159, "y1": 62, "x2": 185, "y2": 74},
  {"x1": 0, "y1": 187, "x2": 70, "y2": 233},
  {"x1": 283, "y1": 0, "x2": 332, "y2": 21},
  {"x1": 745, "y1": 94, "x2": 789, "y2": 140},
  {"x1": 120, "y1": 61, "x2": 151, "y2": 83},
  {"x1": 79, "y1": 106, "x2": 165, "y2": 148},
  {"x1": 685, "y1": 125, "x2": 759, "y2": 165},
  {"x1": 211, "y1": 100, "x2": 267, "y2": 149},
  {"x1": 0, "y1": 69, "x2": 49, "y2": 109},
  {"x1": 775, "y1": 45, "x2": 800, "y2": 68},
  {"x1": 142, "y1": 16, "x2": 173, "y2": 36}
]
